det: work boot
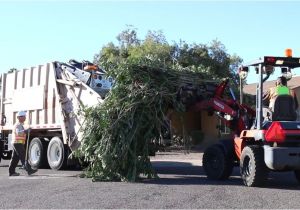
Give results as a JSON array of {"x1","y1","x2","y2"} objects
[
  {"x1": 25, "y1": 164, "x2": 38, "y2": 175},
  {"x1": 27, "y1": 168, "x2": 37, "y2": 175},
  {"x1": 9, "y1": 172, "x2": 20, "y2": 176}
]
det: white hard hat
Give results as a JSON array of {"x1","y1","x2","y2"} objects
[{"x1": 17, "y1": 111, "x2": 26, "y2": 117}]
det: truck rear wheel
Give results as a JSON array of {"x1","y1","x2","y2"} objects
[
  {"x1": 203, "y1": 144, "x2": 234, "y2": 180},
  {"x1": 240, "y1": 146, "x2": 269, "y2": 187},
  {"x1": 47, "y1": 137, "x2": 66, "y2": 170},
  {"x1": 28, "y1": 138, "x2": 45, "y2": 169}
]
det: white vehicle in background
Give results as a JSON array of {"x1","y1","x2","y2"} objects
[{"x1": 0, "y1": 60, "x2": 113, "y2": 169}]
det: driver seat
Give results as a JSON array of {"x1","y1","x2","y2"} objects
[{"x1": 272, "y1": 95, "x2": 297, "y2": 121}]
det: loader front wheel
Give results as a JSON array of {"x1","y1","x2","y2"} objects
[
  {"x1": 203, "y1": 144, "x2": 233, "y2": 180},
  {"x1": 240, "y1": 146, "x2": 269, "y2": 187},
  {"x1": 47, "y1": 137, "x2": 67, "y2": 170}
]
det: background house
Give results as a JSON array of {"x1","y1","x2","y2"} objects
[
  {"x1": 168, "y1": 110, "x2": 229, "y2": 148},
  {"x1": 168, "y1": 76, "x2": 300, "y2": 148}
]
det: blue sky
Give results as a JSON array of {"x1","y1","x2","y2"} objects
[{"x1": 1, "y1": 0, "x2": 300, "y2": 83}]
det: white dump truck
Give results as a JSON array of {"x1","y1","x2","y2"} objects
[{"x1": 0, "y1": 60, "x2": 113, "y2": 169}]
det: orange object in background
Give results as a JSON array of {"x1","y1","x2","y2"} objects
[
  {"x1": 84, "y1": 65, "x2": 98, "y2": 70},
  {"x1": 285, "y1": 48, "x2": 293, "y2": 57}
]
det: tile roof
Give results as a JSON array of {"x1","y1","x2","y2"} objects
[{"x1": 243, "y1": 75, "x2": 300, "y2": 95}]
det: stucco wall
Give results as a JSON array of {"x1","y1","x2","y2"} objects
[
  {"x1": 168, "y1": 111, "x2": 202, "y2": 136},
  {"x1": 168, "y1": 110, "x2": 221, "y2": 147},
  {"x1": 200, "y1": 111, "x2": 219, "y2": 147}
]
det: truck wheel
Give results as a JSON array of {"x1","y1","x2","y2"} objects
[
  {"x1": 1, "y1": 151, "x2": 12, "y2": 160},
  {"x1": 203, "y1": 144, "x2": 234, "y2": 180},
  {"x1": 0, "y1": 140, "x2": 3, "y2": 161},
  {"x1": 1, "y1": 138, "x2": 10, "y2": 160},
  {"x1": 47, "y1": 137, "x2": 66, "y2": 170},
  {"x1": 294, "y1": 170, "x2": 300, "y2": 184},
  {"x1": 28, "y1": 138, "x2": 45, "y2": 169},
  {"x1": 240, "y1": 146, "x2": 269, "y2": 187}
]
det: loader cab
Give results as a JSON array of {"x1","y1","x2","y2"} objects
[
  {"x1": 203, "y1": 50, "x2": 300, "y2": 187},
  {"x1": 241, "y1": 50, "x2": 300, "y2": 129}
]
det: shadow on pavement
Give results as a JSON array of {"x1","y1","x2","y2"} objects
[
  {"x1": 145, "y1": 161, "x2": 243, "y2": 186},
  {"x1": 146, "y1": 161, "x2": 300, "y2": 190},
  {"x1": 262, "y1": 171, "x2": 300, "y2": 190}
]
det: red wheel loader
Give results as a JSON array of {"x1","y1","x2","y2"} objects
[{"x1": 201, "y1": 50, "x2": 300, "y2": 187}]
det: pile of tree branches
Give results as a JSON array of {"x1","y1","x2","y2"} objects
[
  {"x1": 77, "y1": 61, "x2": 209, "y2": 181},
  {"x1": 76, "y1": 27, "x2": 242, "y2": 182}
]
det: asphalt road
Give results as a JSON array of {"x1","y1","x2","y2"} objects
[{"x1": 0, "y1": 150, "x2": 300, "y2": 209}]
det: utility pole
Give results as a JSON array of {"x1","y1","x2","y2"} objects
[{"x1": 240, "y1": 77, "x2": 243, "y2": 104}]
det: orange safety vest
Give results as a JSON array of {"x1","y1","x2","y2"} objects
[{"x1": 12, "y1": 123, "x2": 26, "y2": 144}]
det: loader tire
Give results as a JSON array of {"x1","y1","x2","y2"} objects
[
  {"x1": 47, "y1": 137, "x2": 67, "y2": 170},
  {"x1": 203, "y1": 144, "x2": 234, "y2": 180},
  {"x1": 240, "y1": 146, "x2": 269, "y2": 187}
]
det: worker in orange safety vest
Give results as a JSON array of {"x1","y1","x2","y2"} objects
[{"x1": 8, "y1": 111, "x2": 37, "y2": 176}]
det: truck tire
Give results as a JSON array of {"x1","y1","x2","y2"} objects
[
  {"x1": 0, "y1": 139, "x2": 12, "y2": 160},
  {"x1": 1, "y1": 151, "x2": 12, "y2": 160},
  {"x1": 203, "y1": 144, "x2": 234, "y2": 180},
  {"x1": 47, "y1": 137, "x2": 66, "y2": 170},
  {"x1": 240, "y1": 146, "x2": 269, "y2": 187},
  {"x1": 0, "y1": 140, "x2": 3, "y2": 162},
  {"x1": 28, "y1": 138, "x2": 45, "y2": 169}
]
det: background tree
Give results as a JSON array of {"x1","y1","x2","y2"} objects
[
  {"x1": 116, "y1": 25, "x2": 140, "y2": 48},
  {"x1": 95, "y1": 27, "x2": 242, "y2": 84}
]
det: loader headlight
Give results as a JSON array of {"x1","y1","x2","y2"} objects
[
  {"x1": 263, "y1": 65, "x2": 274, "y2": 75},
  {"x1": 281, "y1": 67, "x2": 293, "y2": 80}
]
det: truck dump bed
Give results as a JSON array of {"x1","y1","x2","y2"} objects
[{"x1": 0, "y1": 62, "x2": 103, "y2": 169}]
